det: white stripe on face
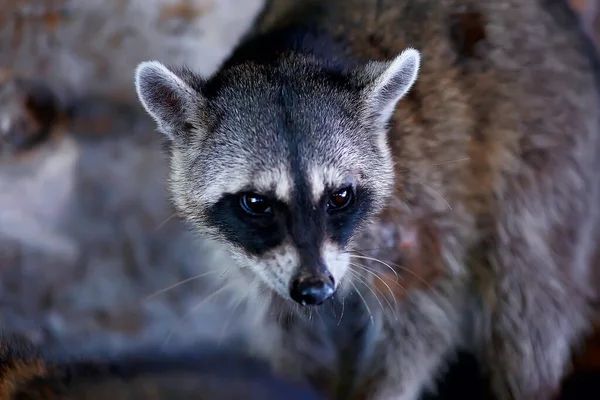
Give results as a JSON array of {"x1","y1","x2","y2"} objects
[
  {"x1": 253, "y1": 167, "x2": 293, "y2": 202},
  {"x1": 307, "y1": 164, "x2": 354, "y2": 204},
  {"x1": 231, "y1": 241, "x2": 301, "y2": 300},
  {"x1": 188, "y1": 163, "x2": 294, "y2": 207},
  {"x1": 321, "y1": 240, "x2": 349, "y2": 289}
]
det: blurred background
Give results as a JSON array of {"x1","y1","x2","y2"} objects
[
  {"x1": 0, "y1": 0, "x2": 265, "y2": 358},
  {"x1": 0, "y1": 0, "x2": 597, "y2": 372}
]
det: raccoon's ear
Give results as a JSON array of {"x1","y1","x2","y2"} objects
[
  {"x1": 359, "y1": 48, "x2": 420, "y2": 127},
  {"x1": 134, "y1": 61, "x2": 203, "y2": 142}
]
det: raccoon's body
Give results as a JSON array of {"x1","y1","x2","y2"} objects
[{"x1": 135, "y1": 0, "x2": 600, "y2": 399}]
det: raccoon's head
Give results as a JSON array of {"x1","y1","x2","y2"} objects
[{"x1": 134, "y1": 49, "x2": 420, "y2": 306}]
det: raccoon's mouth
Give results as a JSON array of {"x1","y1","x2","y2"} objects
[{"x1": 288, "y1": 271, "x2": 335, "y2": 306}]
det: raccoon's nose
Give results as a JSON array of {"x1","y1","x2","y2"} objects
[{"x1": 289, "y1": 273, "x2": 335, "y2": 306}]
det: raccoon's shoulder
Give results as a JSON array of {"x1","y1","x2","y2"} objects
[{"x1": 374, "y1": 0, "x2": 600, "y2": 169}]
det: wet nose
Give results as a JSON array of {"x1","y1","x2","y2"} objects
[{"x1": 289, "y1": 274, "x2": 335, "y2": 306}]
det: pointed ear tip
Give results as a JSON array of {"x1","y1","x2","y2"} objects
[
  {"x1": 402, "y1": 47, "x2": 420, "y2": 56},
  {"x1": 400, "y1": 48, "x2": 421, "y2": 66},
  {"x1": 134, "y1": 60, "x2": 170, "y2": 81}
]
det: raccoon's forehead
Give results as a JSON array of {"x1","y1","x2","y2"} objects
[
  {"x1": 187, "y1": 160, "x2": 358, "y2": 207},
  {"x1": 186, "y1": 128, "x2": 368, "y2": 207},
  {"x1": 180, "y1": 79, "x2": 372, "y2": 206}
]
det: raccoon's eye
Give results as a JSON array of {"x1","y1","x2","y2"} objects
[
  {"x1": 240, "y1": 193, "x2": 273, "y2": 216},
  {"x1": 327, "y1": 187, "x2": 353, "y2": 212}
]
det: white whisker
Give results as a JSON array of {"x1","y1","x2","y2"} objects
[
  {"x1": 218, "y1": 279, "x2": 259, "y2": 347},
  {"x1": 153, "y1": 212, "x2": 178, "y2": 232},
  {"x1": 350, "y1": 262, "x2": 398, "y2": 311},
  {"x1": 337, "y1": 283, "x2": 346, "y2": 326},
  {"x1": 352, "y1": 251, "x2": 434, "y2": 293},
  {"x1": 163, "y1": 282, "x2": 233, "y2": 347},
  {"x1": 143, "y1": 269, "x2": 225, "y2": 301},
  {"x1": 350, "y1": 254, "x2": 400, "y2": 282},
  {"x1": 416, "y1": 179, "x2": 452, "y2": 210},
  {"x1": 347, "y1": 268, "x2": 386, "y2": 315},
  {"x1": 348, "y1": 278, "x2": 374, "y2": 326}
]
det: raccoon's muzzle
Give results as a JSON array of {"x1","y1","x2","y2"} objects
[{"x1": 289, "y1": 262, "x2": 335, "y2": 306}]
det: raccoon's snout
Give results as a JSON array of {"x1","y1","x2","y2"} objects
[{"x1": 289, "y1": 271, "x2": 335, "y2": 306}]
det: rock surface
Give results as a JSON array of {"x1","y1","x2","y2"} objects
[
  {"x1": 0, "y1": 0, "x2": 264, "y2": 358},
  {"x1": 0, "y1": 0, "x2": 263, "y2": 102}
]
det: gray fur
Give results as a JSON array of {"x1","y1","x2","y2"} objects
[{"x1": 135, "y1": 0, "x2": 600, "y2": 399}]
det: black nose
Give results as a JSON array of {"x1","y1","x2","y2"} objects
[{"x1": 289, "y1": 274, "x2": 335, "y2": 306}]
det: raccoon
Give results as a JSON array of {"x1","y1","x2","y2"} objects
[{"x1": 134, "y1": 0, "x2": 600, "y2": 399}]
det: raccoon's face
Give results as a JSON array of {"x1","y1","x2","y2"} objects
[{"x1": 135, "y1": 49, "x2": 420, "y2": 306}]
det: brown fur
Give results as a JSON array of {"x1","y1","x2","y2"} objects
[{"x1": 357, "y1": 0, "x2": 600, "y2": 397}]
